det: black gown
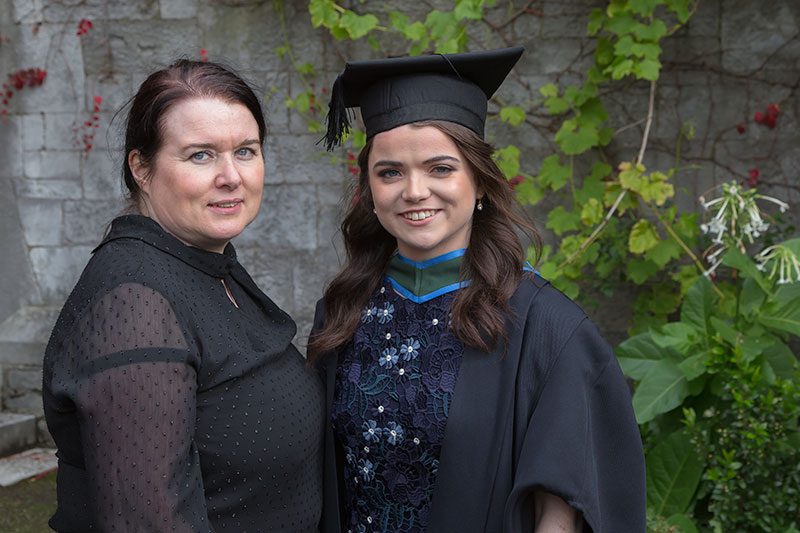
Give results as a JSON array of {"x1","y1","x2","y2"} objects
[
  {"x1": 43, "y1": 215, "x2": 324, "y2": 532},
  {"x1": 315, "y1": 274, "x2": 645, "y2": 533}
]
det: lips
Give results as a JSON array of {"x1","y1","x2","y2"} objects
[
  {"x1": 209, "y1": 199, "x2": 242, "y2": 208},
  {"x1": 402, "y1": 209, "x2": 438, "y2": 221}
]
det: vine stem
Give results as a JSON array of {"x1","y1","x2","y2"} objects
[{"x1": 558, "y1": 79, "x2": 657, "y2": 268}]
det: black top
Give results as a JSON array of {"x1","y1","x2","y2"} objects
[
  {"x1": 43, "y1": 215, "x2": 324, "y2": 533},
  {"x1": 315, "y1": 275, "x2": 646, "y2": 532}
]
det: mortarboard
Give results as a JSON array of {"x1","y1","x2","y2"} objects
[{"x1": 323, "y1": 46, "x2": 524, "y2": 151}]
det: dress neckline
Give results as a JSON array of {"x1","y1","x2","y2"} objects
[{"x1": 384, "y1": 249, "x2": 469, "y2": 304}]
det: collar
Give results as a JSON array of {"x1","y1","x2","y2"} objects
[
  {"x1": 95, "y1": 215, "x2": 239, "y2": 278},
  {"x1": 384, "y1": 249, "x2": 469, "y2": 303}
]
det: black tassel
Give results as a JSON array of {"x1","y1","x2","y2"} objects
[{"x1": 322, "y1": 73, "x2": 350, "y2": 151}]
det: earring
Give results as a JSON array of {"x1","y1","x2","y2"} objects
[
  {"x1": 476, "y1": 199, "x2": 483, "y2": 212},
  {"x1": 373, "y1": 208, "x2": 377, "y2": 214}
]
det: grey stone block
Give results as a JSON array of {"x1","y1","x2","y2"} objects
[
  {"x1": 24, "y1": 150, "x2": 81, "y2": 179},
  {"x1": 5, "y1": 392, "x2": 43, "y2": 415},
  {"x1": 85, "y1": 73, "x2": 135, "y2": 118},
  {"x1": 29, "y1": 246, "x2": 93, "y2": 303},
  {"x1": 236, "y1": 247, "x2": 296, "y2": 314},
  {"x1": 0, "y1": 413, "x2": 37, "y2": 458},
  {"x1": 264, "y1": 133, "x2": 343, "y2": 185},
  {"x1": 0, "y1": 342, "x2": 48, "y2": 366},
  {"x1": 82, "y1": 150, "x2": 126, "y2": 201},
  {"x1": 13, "y1": 178, "x2": 83, "y2": 200},
  {"x1": 45, "y1": 112, "x2": 87, "y2": 151},
  {"x1": 0, "y1": 306, "x2": 60, "y2": 346},
  {"x1": 236, "y1": 184, "x2": 318, "y2": 250},
  {"x1": 17, "y1": 198, "x2": 63, "y2": 246},
  {"x1": 63, "y1": 199, "x2": 123, "y2": 245},
  {"x1": 11, "y1": 0, "x2": 43, "y2": 24},
  {"x1": 198, "y1": 3, "x2": 283, "y2": 69},
  {"x1": 161, "y1": 0, "x2": 198, "y2": 19},
  {"x1": 721, "y1": 2, "x2": 799, "y2": 73},
  {"x1": 0, "y1": 117, "x2": 23, "y2": 178},
  {"x1": 21, "y1": 113, "x2": 44, "y2": 151},
  {"x1": 43, "y1": 0, "x2": 157, "y2": 22},
  {"x1": 7, "y1": 368, "x2": 43, "y2": 395}
]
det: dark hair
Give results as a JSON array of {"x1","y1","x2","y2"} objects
[
  {"x1": 122, "y1": 59, "x2": 266, "y2": 206},
  {"x1": 307, "y1": 120, "x2": 543, "y2": 362}
]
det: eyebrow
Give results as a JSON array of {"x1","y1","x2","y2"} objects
[
  {"x1": 183, "y1": 139, "x2": 260, "y2": 150},
  {"x1": 372, "y1": 155, "x2": 460, "y2": 169}
]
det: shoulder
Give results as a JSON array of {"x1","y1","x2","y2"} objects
[{"x1": 511, "y1": 274, "x2": 588, "y2": 334}]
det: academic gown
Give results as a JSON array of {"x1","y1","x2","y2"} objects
[{"x1": 314, "y1": 274, "x2": 645, "y2": 533}]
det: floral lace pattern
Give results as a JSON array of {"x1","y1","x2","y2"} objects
[{"x1": 332, "y1": 281, "x2": 464, "y2": 533}]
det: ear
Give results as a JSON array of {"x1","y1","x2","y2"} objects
[{"x1": 128, "y1": 150, "x2": 150, "y2": 192}]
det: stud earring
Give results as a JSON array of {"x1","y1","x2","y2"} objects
[
  {"x1": 476, "y1": 199, "x2": 483, "y2": 212},
  {"x1": 373, "y1": 208, "x2": 377, "y2": 214}
]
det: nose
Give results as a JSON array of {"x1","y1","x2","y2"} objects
[
  {"x1": 215, "y1": 155, "x2": 242, "y2": 189},
  {"x1": 401, "y1": 172, "x2": 430, "y2": 202}
]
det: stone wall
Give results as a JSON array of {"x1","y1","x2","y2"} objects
[{"x1": 0, "y1": 0, "x2": 798, "y2": 444}]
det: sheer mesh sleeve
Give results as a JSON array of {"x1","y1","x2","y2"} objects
[{"x1": 63, "y1": 282, "x2": 213, "y2": 532}]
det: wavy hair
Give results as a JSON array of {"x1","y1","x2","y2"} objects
[{"x1": 307, "y1": 120, "x2": 542, "y2": 362}]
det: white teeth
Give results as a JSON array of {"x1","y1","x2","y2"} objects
[
  {"x1": 403, "y1": 210, "x2": 436, "y2": 221},
  {"x1": 215, "y1": 202, "x2": 238, "y2": 208}
]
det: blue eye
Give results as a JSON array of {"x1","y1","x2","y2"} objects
[
  {"x1": 191, "y1": 151, "x2": 211, "y2": 161},
  {"x1": 432, "y1": 165, "x2": 453, "y2": 174},
  {"x1": 378, "y1": 169, "x2": 400, "y2": 178},
  {"x1": 236, "y1": 147, "x2": 256, "y2": 158}
]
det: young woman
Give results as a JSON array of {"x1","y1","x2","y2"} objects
[{"x1": 309, "y1": 47, "x2": 645, "y2": 533}]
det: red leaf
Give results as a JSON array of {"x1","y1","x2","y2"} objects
[
  {"x1": 766, "y1": 103, "x2": 779, "y2": 116},
  {"x1": 764, "y1": 114, "x2": 776, "y2": 129},
  {"x1": 93, "y1": 95, "x2": 102, "y2": 105},
  {"x1": 736, "y1": 124, "x2": 745, "y2": 134},
  {"x1": 754, "y1": 111, "x2": 764, "y2": 123}
]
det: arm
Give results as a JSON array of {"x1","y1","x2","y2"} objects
[
  {"x1": 534, "y1": 491, "x2": 583, "y2": 533},
  {"x1": 68, "y1": 283, "x2": 212, "y2": 532}
]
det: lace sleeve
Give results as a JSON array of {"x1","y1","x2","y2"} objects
[{"x1": 64, "y1": 282, "x2": 213, "y2": 532}]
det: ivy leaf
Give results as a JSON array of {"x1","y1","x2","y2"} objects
[
  {"x1": 626, "y1": 258, "x2": 659, "y2": 284},
  {"x1": 367, "y1": 36, "x2": 381, "y2": 51},
  {"x1": 629, "y1": 219, "x2": 659, "y2": 254},
  {"x1": 537, "y1": 154, "x2": 570, "y2": 191},
  {"x1": 515, "y1": 177, "x2": 545, "y2": 206},
  {"x1": 577, "y1": 97, "x2": 608, "y2": 128},
  {"x1": 545, "y1": 95, "x2": 570, "y2": 115},
  {"x1": 306, "y1": 120, "x2": 323, "y2": 133},
  {"x1": 639, "y1": 171, "x2": 674, "y2": 205},
  {"x1": 293, "y1": 92, "x2": 312, "y2": 112},
  {"x1": 594, "y1": 37, "x2": 615, "y2": 67},
  {"x1": 634, "y1": 18, "x2": 667, "y2": 42},
  {"x1": 309, "y1": 0, "x2": 339, "y2": 28},
  {"x1": 454, "y1": 0, "x2": 484, "y2": 21},
  {"x1": 635, "y1": 57, "x2": 662, "y2": 80},
  {"x1": 500, "y1": 106, "x2": 526, "y2": 126},
  {"x1": 630, "y1": 0, "x2": 659, "y2": 17},
  {"x1": 435, "y1": 37, "x2": 462, "y2": 54},
  {"x1": 555, "y1": 124, "x2": 599, "y2": 155},
  {"x1": 580, "y1": 198, "x2": 603, "y2": 226},
  {"x1": 666, "y1": 0, "x2": 692, "y2": 23},
  {"x1": 604, "y1": 11, "x2": 636, "y2": 36},
  {"x1": 330, "y1": 25, "x2": 349, "y2": 40},
  {"x1": 574, "y1": 174, "x2": 605, "y2": 204},
  {"x1": 614, "y1": 35, "x2": 635, "y2": 57},
  {"x1": 275, "y1": 45, "x2": 288, "y2": 58},
  {"x1": 493, "y1": 144, "x2": 520, "y2": 179},
  {"x1": 340, "y1": 11, "x2": 378, "y2": 39},
  {"x1": 646, "y1": 430, "x2": 704, "y2": 517},
  {"x1": 297, "y1": 62, "x2": 316, "y2": 75},
  {"x1": 539, "y1": 83, "x2": 559, "y2": 98},
  {"x1": 425, "y1": 10, "x2": 456, "y2": 39},
  {"x1": 598, "y1": 126, "x2": 614, "y2": 146},
  {"x1": 587, "y1": 8, "x2": 604, "y2": 35},
  {"x1": 610, "y1": 58, "x2": 635, "y2": 79},
  {"x1": 546, "y1": 206, "x2": 581, "y2": 236},
  {"x1": 645, "y1": 237, "x2": 682, "y2": 267},
  {"x1": 633, "y1": 358, "x2": 689, "y2": 424}
]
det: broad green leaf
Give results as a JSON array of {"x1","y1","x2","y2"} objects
[
  {"x1": 493, "y1": 144, "x2": 520, "y2": 179},
  {"x1": 681, "y1": 276, "x2": 712, "y2": 333},
  {"x1": 678, "y1": 352, "x2": 709, "y2": 381},
  {"x1": 556, "y1": 125, "x2": 599, "y2": 155},
  {"x1": 629, "y1": 219, "x2": 659, "y2": 254},
  {"x1": 741, "y1": 334, "x2": 775, "y2": 364},
  {"x1": 515, "y1": 177, "x2": 545, "y2": 206},
  {"x1": 774, "y1": 275, "x2": 800, "y2": 305},
  {"x1": 758, "y1": 296, "x2": 800, "y2": 335},
  {"x1": 635, "y1": 58, "x2": 662, "y2": 80},
  {"x1": 762, "y1": 340, "x2": 800, "y2": 380},
  {"x1": 546, "y1": 206, "x2": 581, "y2": 235},
  {"x1": 340, "y1": 11, "x2": 378, "y2": 39},
  {"x1": 634, "y1": 359, "x2": 689, "y2": 423},
  {"x1": 646, "y1": 430, "x2": 704, "y2": 517},
  {"x1": 740, "y1": 277, "x2": 767, "y2": 317},
  {"x1": 709, "y1": 316, "x2": 739, "y2": 346},
  {"x1": 651, "y1": 322, "x2": 698, "y2": 353},
  {"x1": 626, "y1": 258, "x2": 659, "y2": 284},
  {"x1": 610, "y1": 58, "x2": 635, "y2": 79},
  {"x1": 630, "y1": 0, "x2": 658, "y2": 17},
  {"x1": 435, "y1": 37, "x2": 462, "y2": 54},
  {"x1": 454, "y1": 0, "x2": 484, "y2": 20},
  {"x1": 616, "y1": 332, "x2": 674, "y2": 380},
  {"x1": 604, "y1": 11, "x2": 636, "y2": 36},
  {"x1": 539, "y1": 83, "x2": 559, "y2": 98},
  {"x1": 500, "y1": 106, "x2": 526, "y2": 126},
  {"x1": 330, "y1": 25, "x2": 349, "y2": 40},
  {"x1": 580, "y1": 198, "x2": 603, "y2": 225},
  {"x1": 614, "y1": 35, "x2": 635, "y2": 56},
  {"x1": 634, "y1": 18, "x2": 668, "y2": 42},
  {"x1": 309, "y1": 0, "x2": 339, "y2": 28},
  {"x1": 537, "y1": 154, "x2": 570, "y2": 191},
  {"x1": 666, "y1": 514, "x2": 699, "y2": 533},
  {"x1": 589, "y1": 161, "x2": 612, "y2": 180},
  {"x1": 645, "y1": 237, "x2": 683, "y2": 267},
  {"x1": 577, "y1": 97, "x2": 608, "y2": 128},
  {"x1": 574, "y1": 174, "x2": 605, "y2": 204},
  {"x1": 587, "y1": 8, "x2": 604, "y2": 36},
  {"x1": 545, "y1": 96, "x2": 570, "y2": 115}
]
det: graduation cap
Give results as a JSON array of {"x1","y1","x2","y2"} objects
[{"x1": 323, "y1": 46, "x2": 524, "y2": 151}]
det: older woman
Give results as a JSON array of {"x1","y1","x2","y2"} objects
[
  {"x1": 310, "y1": 47, "x2": 645, "y2": 532},
  {"x1": 43, "y1": 60, "x2": 323, "y2": 532}
]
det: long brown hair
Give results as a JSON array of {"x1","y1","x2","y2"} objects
[{"x1": 307, "y1": 120, "x2": 542, "y2": 362}]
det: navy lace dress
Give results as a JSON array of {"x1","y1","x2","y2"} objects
[{"x1": 331, "y1": 276, "x2": 464, "y2": 533}]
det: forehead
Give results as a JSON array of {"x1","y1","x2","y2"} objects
[
  {"x1": 159, "y1": 97, "x2": 258, "y2": 142},
  {"x1": 369, "y1": 124, "x2": 461, "y2": 160}
]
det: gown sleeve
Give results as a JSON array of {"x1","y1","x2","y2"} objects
[
  {"x1": 56, "y1": 282, "x2": 213, "y2": 532},
  {"x1": 507, "y1": 317, "x2": 646, "y2": 533}
]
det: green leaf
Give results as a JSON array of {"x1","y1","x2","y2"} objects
[
  {"x1": 678, "y1": 352, "x2": 709, "y2": 381},
  {"x1": 367, "y1": 36, "x2": 381, "y2": 51},
  {"x1": 580, "y1": 198, "x2": 603, "y2": 226},
  {"x1": 629, "y1": 219, "x2": 659, "y2": 254},
  {"x1": 610, "y1": 58, "x2": 635, "y2": 79},
  {"x1": 740, "y1": 277, "x2": 767, "y2": 317},
  {"x1": 454, "y1": 0, "x2": 484, "y2": 20},
  {"x1": 297, "y1": 62, "x2": 316, "y2": 75},
  {"x1": 634, "y1": 57, "x2": 662, "y2": 80},
  {"x1": 645, "y1": 237, "x2": 683, "y2": 267},
  {"x1": 614, "y1": 35, "x2": 635, "y2": 57},
  {"x1": 605, "y1": 11, "x2": 636, "y2": 36},
  {"x1": 666, "y1": 0, "x2": 692, "y2": 23},
  {"x1": 634, "y1": 359, "x2": 689, "y2": 424},
  {"x1": 616, "y1": 332, "x2": 674, "y2": 380},
  {"x1": 634, "y1": 18, "x2": 668, "y2": 42},
  {"x1": 546, "y1": 206, "x2": 581, "y2": 235},
  {"x1": 294, "y1": 92, "x2": 312, "y2": 113},
  {"x1": 594, "y1": 37, "x2": 615, "y2": 67},
  {"x1": 309, "y1": 0, "x2": 339, "y2": 28},
  {"x1": 539, "y1": 83, "x2": 559, "y2": 98},
  {"x1": 758, "y1": 296, "x2": 800, "y2": 335},
  {"x1": 646, "y1": 430, "x2": 704, "y2": 516},
  {"x1": 709, "y1": 316, "x2": 739, "y2": 346},
  {"x1": 555, "y1": 124, "x2": 599, "y2": 155},
  {"x1": 306, "y1": 119, "x2": 323, "y2": 133},
  {"x1": 651, "y1": 322, "x2": 698, "y2": 354},
  {"x1": 598, "y1": 126, "x2": 614, "y2": 146},
  {"x1": 574, "y1": 174, "x2": 605, "y2": 205},
  {"x1": 577, "y1": 97, "x2": 608, "y2": 128},
  {"x1": 681, "y1": 276, "x2": 712, "y2": 333},
  {"x1": 666, "y1": 514, "x2": 699, "y2": 533},
  {"x1": 493, "y1": 144, "x2": 520, "y2": 179},
  {"x1": 626, "y1": 258, "x2": 659, "y2": 284},
  {"x1": 587, "y1": 8, "x2": 604, "y2": 36},
  {"x1": 544, "y1": 96, "x2": 570, "y2": 115},
  {"x1": 425, "y1": 10, "x2": 456, "y2": 39},
  {"x1": 630, "y1": 0, "x2": 658, "y2": 17},
  {"x1": 762, "y1": 340, "x2": 800, "y2": 380},
  {"x1": 537, "y1": 154, "x2": 570, "y2": 191},
  {"x1": 340, "y1": 11, "x2": 378, "y2": 39},
  {"x1": 500, "y1": 106, "x2": 526, "y2": 126},
  {"x1": 515, "y1": 177, "x2": 545, "y2": 206}
]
